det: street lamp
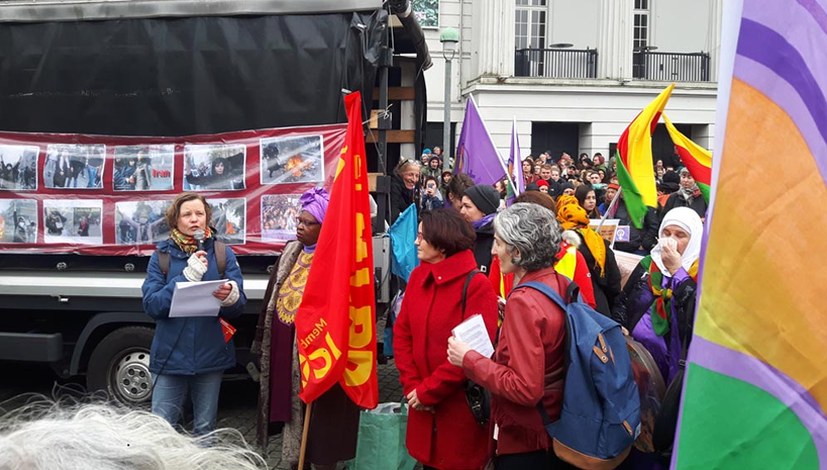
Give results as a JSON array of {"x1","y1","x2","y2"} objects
[{"x1": 440, "y1": 27, "x2": 459, "y2": 172}]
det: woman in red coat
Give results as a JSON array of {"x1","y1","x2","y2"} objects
[{"x1": 394, "y1": 208, "x2": 499, "y2": 470}]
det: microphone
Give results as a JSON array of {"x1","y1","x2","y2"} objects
[{"x1": 193, "y1": 228, "x2": 206, "y2": 252}]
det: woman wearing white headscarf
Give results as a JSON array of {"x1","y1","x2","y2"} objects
[{"x1": 613, "y1": 207, "x2": 703, "y2": 384}]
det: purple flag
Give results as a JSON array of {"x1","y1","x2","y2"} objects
[
  {"x1": 454, "y1": 95, "x2": 508, "y2": 185},
  {"x1": 508, "y1": 118, "x2": 525, "y2": 203}
]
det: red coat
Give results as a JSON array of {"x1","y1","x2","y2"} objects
[{"x1": 394, "y1": 249, "x2": 499, "y2": 469}]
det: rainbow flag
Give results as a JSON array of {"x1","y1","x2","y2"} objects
[
  {"x1": 663, "y1": 114, "x2": 712, "y2": 202},
  {"x1": 615, "y1": 84, "x2": 674, "y2": 228},
  {"x1": 674, "y1": 1, "x2": 827, "y2": 468}
]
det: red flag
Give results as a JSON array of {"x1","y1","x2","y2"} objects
[{"x1": 295, "y1": 92, "x2": 378, "y2": 408}]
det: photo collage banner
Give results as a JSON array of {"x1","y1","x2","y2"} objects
[{"x1": 0, "y1": 124, "x2": 347, "y2": 255}]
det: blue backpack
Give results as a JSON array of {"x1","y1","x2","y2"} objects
[{"x1": 520, "y1": 279, "x2": 640, "y2": 470}]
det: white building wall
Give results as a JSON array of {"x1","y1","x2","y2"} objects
[{"x1": 416, "y1": 0, "x2": 721, "y2": 160}]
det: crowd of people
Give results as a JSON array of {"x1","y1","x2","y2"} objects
[
  {"x1": 0, "y1": 142, "x2": 705, "y2": 469},
  {"x1": 387, "y1": 147, "x2": 706, "y2": 469}
]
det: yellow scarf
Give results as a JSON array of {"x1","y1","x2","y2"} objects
[{"x1": 556, "y1": 195, "x2": 606, "y2": 276}]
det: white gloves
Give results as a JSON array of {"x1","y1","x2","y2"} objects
[
  {"x1": 183, "y1": 253, "x2": 208, "y2": 282},
  {"x1": 219, "y1": 280, "x2": 241, "y2": 307}
]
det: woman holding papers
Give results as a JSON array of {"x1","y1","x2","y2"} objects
[
  {"x1": 142, "y1": 192, "x2": 246, "y2": 436},
  {"x1": 394, "y1": 208, "x2": 499, "y2": 470},
  {"x1": 447, "y1": 203, "x2": 573, "y2": 470}
]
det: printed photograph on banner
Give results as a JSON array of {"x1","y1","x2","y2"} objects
[
  {"x1": 112, "y1": 145, "x2": 175, "y2": 191},
  {"x1": 260, "y1": 194, "x2": 302, "y2": 242},
  {"x1": 589, "y1": 219, "x2": 620, "y2": 248},
  {"x1": 0, "y1": 145, "x2": 39, "y2": 191},
  {"x1": 206, "y1": 197, "x2": 246, "y2": 245},
  {"x1": 260, "y1": 135, "x2": 324, "y2": 185},
  {"x1": 0, "y1": 199, "x2": 38, "y2": 243},
  {"x1": 412, "y1": 0, "x2": 439, "y2": 28},
  {"x1": 43, "y1": 199, "x2": 103, "y2": 245},
  {"x1": 114, "y1": 200, "x2": 172, "y2": 245},
  {"x1": 44, "y1": 144, "x2": 106, "y2": 190},
  {"x1": 184, "y1": 144, "x2": 246, "y2": 191}
]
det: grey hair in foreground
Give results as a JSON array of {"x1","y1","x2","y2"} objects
[
  {"x1": 493, "y1": 202, "x2": 562, "y2": 272},
  {"x1": 0, "y1": 396, "x2": 267, "y2": 470}
]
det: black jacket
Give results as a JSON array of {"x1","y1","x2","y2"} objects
[
  {"x1": 612, "y1": 205, "x2": 659, "y2": 254},
  {"x1": 660, "y1": 190, "x2": 707, "y2": 223},
  {"x1": 575, "y1": 231, "x2": 621, "y2": 317},
  {"x1": 390, "y1": 175, "x2": 417, "y2": 224},
  {"x1": 472, "y1": 221, "x2": 495, "y2": 274}
]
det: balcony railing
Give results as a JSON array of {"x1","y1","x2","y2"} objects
[
  {"x1": 633, "y1": 51, "x2": 710, "y2": 82},
  {"x1": 515, "y1": 48, "x2": 598, "y2": 79}
]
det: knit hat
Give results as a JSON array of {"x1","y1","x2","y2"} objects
[
  {"x1": 607, "y1": 183, "x2": 620, "y2": 191},
  {"x1": 662, "y1": 170, "x2": 680, "y2": 185},
  {"x1": 464, "y1": 184, "x2": 500, "y2": 215},
  {"x1": 428, "y1": 156, "x2": 441, "y2": 165},
  {"x1": 525, "y1": 182, "x2": 539, "y2": 192},
  {"x1": 536, "y1": 179, "x2": 550, "y2": 189},
  {"x1": 422, "y1": 148, "x2": 432, "y2": 155}
]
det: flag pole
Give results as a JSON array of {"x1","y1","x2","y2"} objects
[
  {"x1": 470, "y1": 94, "x2": 517, "y2": 192},
  {"x1": 596, "y1": 186, "x2": 623, "y2": 231},
  {"x1": 297, "y1": 401, "x2": 314, "y2": 470}
]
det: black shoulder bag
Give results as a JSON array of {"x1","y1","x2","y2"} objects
[{"x1": 461, "y1": 270, "x2": 491, "y2": 426}]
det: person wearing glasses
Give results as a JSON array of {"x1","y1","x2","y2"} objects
[
  {"x1": 253, "y1": 187, "x2": 360, "y2": 470},
  {"x1": 394, "y1": 208, "x2": 499, "y2": 470}
]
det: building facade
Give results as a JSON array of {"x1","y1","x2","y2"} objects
[{"x1": 416, "y1": 0, "x2": 722, "y2": 166}]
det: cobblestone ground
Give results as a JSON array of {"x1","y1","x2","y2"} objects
[{"x1": 217, "y1": 360, "x2": 404, "y2": 470}]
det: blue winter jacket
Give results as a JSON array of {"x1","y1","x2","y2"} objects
[{"x1": 142, "y1": 238, "x2": 246, "y2": 375}]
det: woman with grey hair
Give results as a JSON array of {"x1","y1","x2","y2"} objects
[{"x1": 447, "y1": 203, "x2": 575, "y2": 469}]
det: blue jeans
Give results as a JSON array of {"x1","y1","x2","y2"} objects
[{"x1": 151, "y1": 371, "x2": 223, "y2": 436}]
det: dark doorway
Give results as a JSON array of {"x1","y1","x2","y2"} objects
[
  {"x1": 531, "y1": 122, "x2": 581, "y2": 161},
  {"x1": 425, "y1": 121, "x2": 457, "y2": 158},
  {"x1": 653, "y1": 122, "x2": 692, "y2": 168}
]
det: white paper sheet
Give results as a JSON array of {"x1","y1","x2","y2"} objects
[
  {"x1": 452, "y1": 314, "x2": 495, "y2": 358},
  {"x1": 169, "y1": 279, "x2": 228, "y2": 318}
]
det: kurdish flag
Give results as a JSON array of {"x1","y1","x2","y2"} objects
[
  {"x1": 663, "y1": 114, "x2": 712, "y2": 202},
  {"x1": 674, "y1": 1, "x2": 827, "y2": 468},
  {"x1": 615, "y1": 84, "x2": 674, "y2": 228},
  {"x1": 295, "y1": 91, "x2": 378, "y2": 408}
]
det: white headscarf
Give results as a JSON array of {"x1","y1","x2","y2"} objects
[{"x1": 650, "y1": 207, "x2": 704, "y2": 274}]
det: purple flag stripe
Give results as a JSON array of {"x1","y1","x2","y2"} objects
[
  {"x1": 745, "y1": 0, "x2": 827, "y2": 93},
  {"x1": 736, "y1": 19, "x2": 827, "y2": 181},
  {"x1": 455, "y1": 96, "x2": 507, "y2": 185},
  {"x1": 686, "y1": 336, "x2": 827, "y2": 460}
]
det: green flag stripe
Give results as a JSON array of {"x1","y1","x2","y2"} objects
[
  {"x1": 697, "y1": 182, "x2": 710, "y2": 203},
  {"x1": 677, "y1": 365, "x2": 818, "y2": 469},
  {"x1": 615, "y1": 153, "x2": 648, "y2": 229}
]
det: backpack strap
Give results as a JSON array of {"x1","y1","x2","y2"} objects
[
  {"x1": 214, "y1": 241, "x2": 227, "y2": 277},
  {"x1": 461, "y1": 269, "x2": 481, "y2": 315},
  {"x1": 156, "y1": 240, "x2": 227, "y2": 278},
  {"x1": 158, "y1": 250, "x2": 170, "y2": 276},
  {"x1": 518, "y1": 280, "x2": 569, "y2": 311}
]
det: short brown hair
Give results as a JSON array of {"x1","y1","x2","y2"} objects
[
  {"x1": 446, "y1": 173, "x2": 475, "y2": 200},
  {"x1": 166, "y1": 193, "x2": 212, "y2": 229},
  {"x1": 420, "y1": 208, "x2": 476, "y2": 257},
  {"x1": 514, "y1": 191, "x2": 556, "y2": 212}
]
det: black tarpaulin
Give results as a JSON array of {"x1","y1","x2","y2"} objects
[{"x1": 0, "y1": 11, "x2": 387, "y2": 135}]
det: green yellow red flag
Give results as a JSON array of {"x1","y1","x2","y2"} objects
[
  {"x1": 615, "y1": 84, "x2": 674, "y2": 228},
  {"x1": 295, "y1": 91, "x2": 378, "y2": 408},
  {"x1": 663, "y1": 114, "x2": 712, "y2": 202}
]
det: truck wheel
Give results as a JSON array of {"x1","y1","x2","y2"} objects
[{"x1": 87, "y1": 326, "x2": 154, "y2": 406}]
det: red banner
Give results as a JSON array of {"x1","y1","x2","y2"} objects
[
  {"x1": 295, "y1": 92, "x2": 377, "y2": 408},
  {"x1": 0, "y1": 124, "x2": 346, "y2": 255}
]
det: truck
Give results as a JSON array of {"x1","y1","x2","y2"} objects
[{"x1": 0, "y1": 0, "x2": 430, "y2": 405}]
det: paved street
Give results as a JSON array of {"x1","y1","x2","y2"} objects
[{"x1": 0, "y1": 359, "x2": 405, "y2": 470}]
